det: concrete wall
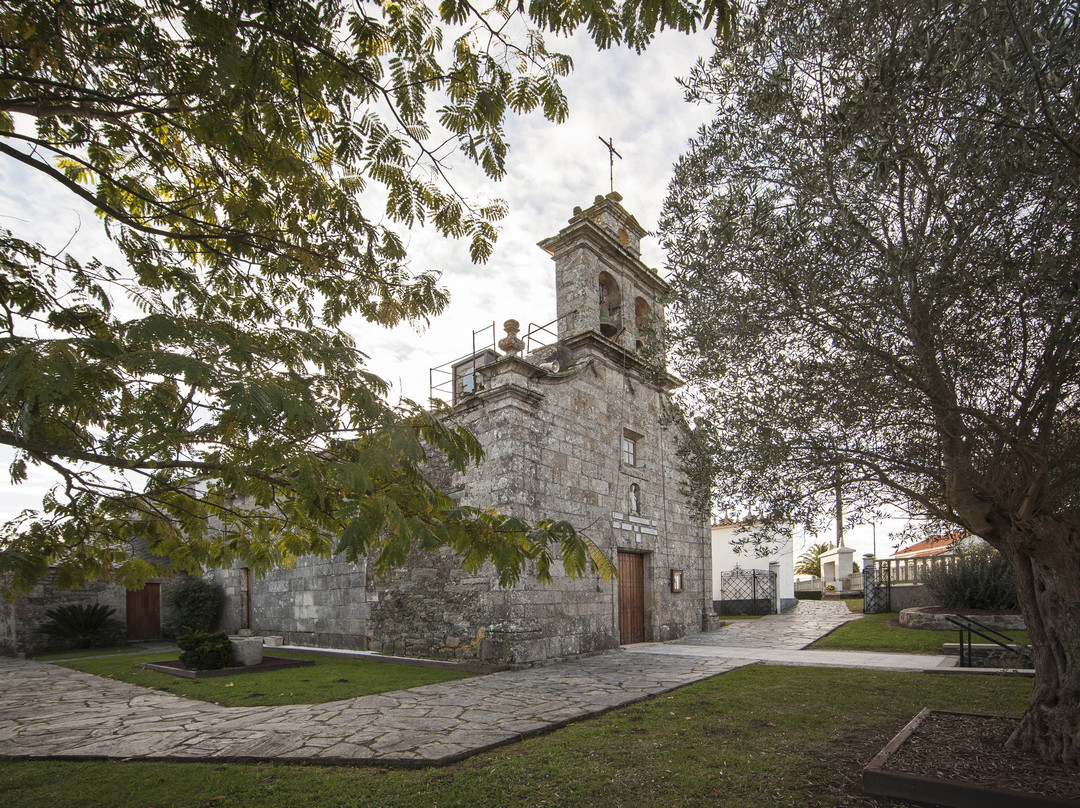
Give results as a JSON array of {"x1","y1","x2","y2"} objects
[{"x1": 888, "y1": 583, "x2": 938, "y2": 611}]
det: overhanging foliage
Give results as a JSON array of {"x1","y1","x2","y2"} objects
[{"x1": 0, "y1": 0, "x2": 731, "y2": 593}]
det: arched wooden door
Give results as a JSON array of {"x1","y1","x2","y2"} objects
[{"x1": 617, "y1": 551, "x2": 645, "y2": 644}]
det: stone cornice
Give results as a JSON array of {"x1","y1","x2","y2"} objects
[
  {"x1": 538, "y1": 217, "x2": 669, "y2": 298},
  {"x1": 560, "y1": 332, "x2": 682, "y2": 391}
]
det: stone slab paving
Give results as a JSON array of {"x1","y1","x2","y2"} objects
[
  {"x1": 0, "y1": 651, "x2": 751, "y2": 766},
  {"x1": 635, "y1": 600, "x2": 956, "y2": 672},
  {"x1": 0, "y1": 601, "x2": 955, "y2": 766},
  {"x1": 682, "y1": 600, "x2": 863, "y2": 649}
]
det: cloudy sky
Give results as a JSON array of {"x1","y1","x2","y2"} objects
[
  {"x1": 0, "y1": 21, "x2": 890, "y2": 559},
  {"x1": 350, "y1": 28, "x2": 718, "y2": 404}
]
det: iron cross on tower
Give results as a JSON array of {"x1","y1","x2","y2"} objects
[{"x1": 598, "y1": 136, "x2": 622, "y2": 194}]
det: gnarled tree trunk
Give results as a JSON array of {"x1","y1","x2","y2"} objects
[{"x1": 998, "y1": 521, "x2": 1080, "y2": 767}]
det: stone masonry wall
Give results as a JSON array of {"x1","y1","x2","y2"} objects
[
  {"x1": 368, "y1": 343, "x2": 711, "y2": 664},
  {"x1": 0, "y1": 573, "x2": 126, "y2": 655},
  {"x1": 208, "y1": 194, "x2": 711, "y2": 666},
  {"x1": 217, "y1": 556, "x2": 371, "y2": 650}
]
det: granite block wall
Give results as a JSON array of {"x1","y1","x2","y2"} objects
[
  {"x1": 209, "y1": 193, "x2": 712, "y2": 665},
  {"x1": 0, "y1": 573, "x2": 126, "y2": 655}
]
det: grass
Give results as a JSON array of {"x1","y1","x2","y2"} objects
[
  {"x1": 714, "y1": 614, "x2": 762, "y2": 620},
  {"x1": 32, "y1": 646, "x2": 148, "y2": 661},
  {"x1": 1, "y1": 665, "x2": 1033, "y2": 808},
  {"x1": 810, "y1": 612, "x2": 1029, "y2": 654},
  {"x1": 59, "y1": 650, "x2": 473, "y2": 707}
]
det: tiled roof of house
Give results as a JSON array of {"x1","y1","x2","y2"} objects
[{"x1": 890, "y1": 530, "x2": 970, "y2": 559}]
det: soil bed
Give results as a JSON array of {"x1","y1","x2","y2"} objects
[
  {"x1": 864, "y1": 709, "x2": 1080, "y2": 806},
  {"x1": 139, "y1": 656, "x2": 314, "y2": 680}
]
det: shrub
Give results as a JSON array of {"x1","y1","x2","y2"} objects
[
  {"x1": 921, "y1": 545, "x2": 1017, "y2": 611},
  {"x1": 795, "y1": 590, "x2": 823, "y2": 600},
  {"x1": 40, "y1": 603, "x2": 124, "y2": 649},
  {"x1": 177, "y1": 630, "x2": 233, "y2": 670},
  {"x1": 165, "y1": 577, "x2": 224, "y2": 634}
]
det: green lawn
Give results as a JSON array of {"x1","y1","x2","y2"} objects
[
  {"x1": 32, "y1": 646, "x2": 148, "y2": 661},
  {"x1": 2, "y1": 665, "x2": 1032, "y2": 808},
  {"x1": 810, "y1": 612, "x2": 1029, "y2": 654},
  {"x1": 60, "y1": 650, "x2": 473, "y2": 707},
  {"x1": 714, "y1": 614, "x2": 762, "y2": 620}
]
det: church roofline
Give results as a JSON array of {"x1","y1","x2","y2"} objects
[
  {"x1": 537, "y1": 195, "x2": 669, "y2": 297},
  {"x1": 558, "y1": 332, "x2": 682, "y2": 391}
]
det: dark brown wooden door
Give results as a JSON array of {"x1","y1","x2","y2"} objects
[
  {"x1": 618, "y1": 551, "x2": 646, "y2": 644},
  {"x1": 126, "y1": 583, "x2": 161, "y2": 640}
]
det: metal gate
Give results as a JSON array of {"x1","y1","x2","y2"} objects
[
  {"x1": 864, "y1": 561, "x2": 891, "y2": 614},
  {"x1": 717, "y1": 567, "x2": 777, "y2": 616}
]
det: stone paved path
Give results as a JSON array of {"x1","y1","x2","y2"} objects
[
  {"x1": 639, "y1": 600, "x2": 956, "y2": 672},
  {"x1": 681, "y1": 600, "x2": 861, "y2": 648},
  {"x1": 0, "y1": 601, "x2": 952, "y2": 766},
  {"x1": 0, "y1": 650, "x2": 749, "y2": 765}
]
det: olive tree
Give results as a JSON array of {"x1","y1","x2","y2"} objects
[{"x1": 661, "y1": 0, "x2": 1080, "y2": 764}]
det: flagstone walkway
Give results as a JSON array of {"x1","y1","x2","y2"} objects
[{"x1": 0, "y1": 601, "x2": 953, "y2": 766}]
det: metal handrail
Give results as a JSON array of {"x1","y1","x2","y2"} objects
[{"x1": 944, "y1": 614, "x2": 1032, "y2": 668}]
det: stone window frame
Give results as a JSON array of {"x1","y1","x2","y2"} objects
[{"x1": 621, "y1": 428, "x2": 644, "y2": 469}]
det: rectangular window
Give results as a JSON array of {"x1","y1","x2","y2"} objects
[{"x1": 621, "y1": 436, "x2": 636, "y2": 467}]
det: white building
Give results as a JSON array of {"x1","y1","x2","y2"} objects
[{"x1": 711, "y1": 520, "x2": 796, "y2": 613}]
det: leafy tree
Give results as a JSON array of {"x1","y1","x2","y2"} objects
[
  {"x1": 165, "y1": 576, "x2": 225, "y2": 634},
  {"x1": 0, "y1": 0, "x2": 730, "y2": 594},
  {"x1": 793, "y1": 542, "x2": 830, "y2": 578},
  {"x1": 661, "y1": 0, "x2": 1080, "y2": 764}
]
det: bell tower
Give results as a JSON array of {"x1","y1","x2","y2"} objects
[{"x1": 538, "y1": 192, "x2": 667, "y2": 357}]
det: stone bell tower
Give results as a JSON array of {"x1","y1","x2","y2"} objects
[{"x1": 538, "y1": 191, "x2": 668, "y2": 357}]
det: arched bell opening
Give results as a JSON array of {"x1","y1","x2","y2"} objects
[{"x1": 598, "y1": 271, "x2": 622, "y2": 338}]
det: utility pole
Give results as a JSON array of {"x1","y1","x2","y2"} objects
[{"x1": 834, "y1": 470, "x2": 844, "y2": 548}]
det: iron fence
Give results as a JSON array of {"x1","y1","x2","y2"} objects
[
  {"x1": 717, "y1": 567, "x2": 777, "y2": 616},
  {"x1": 864, "y1": 561, "x2": 892, "y2": 614}
]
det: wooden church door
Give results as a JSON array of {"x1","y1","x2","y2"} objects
[
  {"x1": 126, "y1": 583, "x2": 161, "y2": 640},
  {"x1": 617, "y1": 551, "x2": 646, "y2": 644}
]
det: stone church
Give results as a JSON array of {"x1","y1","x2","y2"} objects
[{"x1": 212, "y1": 193, "x2": 713, "y2": 665}]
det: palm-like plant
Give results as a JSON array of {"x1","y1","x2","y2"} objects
[
  {"x1": 794, "y1": 542, "x2": 831, "y2": 577},
  {"x1": 40, "y1": 604, "x2": 124, "y2": 649}
]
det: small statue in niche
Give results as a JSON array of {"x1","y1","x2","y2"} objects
[{"x1": 628, "y1": 483, "x2": 641, "y2": 515}]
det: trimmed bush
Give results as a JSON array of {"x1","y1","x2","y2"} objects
[
  {"x1": 177, "y1": 630, "x2": 233, "y2": 670},
  {"x1": 795, "y1": 590, "x2": 823, "y2": 600},
  {"x1": 921, "y1": 545, "x2": 1016, "y2": 611},
  {"x1": 165, "y1": 576, "x2": 224, "y2": 634},
  {"x1": 40, "y1": 603, "x2": 124, "y2": 649}
]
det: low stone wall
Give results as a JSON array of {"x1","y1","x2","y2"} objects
[
  {"x1": 899, "y1": 606, "x2": 1026, "y2": 631},
  {"x1": 888, "y1": 583, "x2": 937, "y2": 612}
]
